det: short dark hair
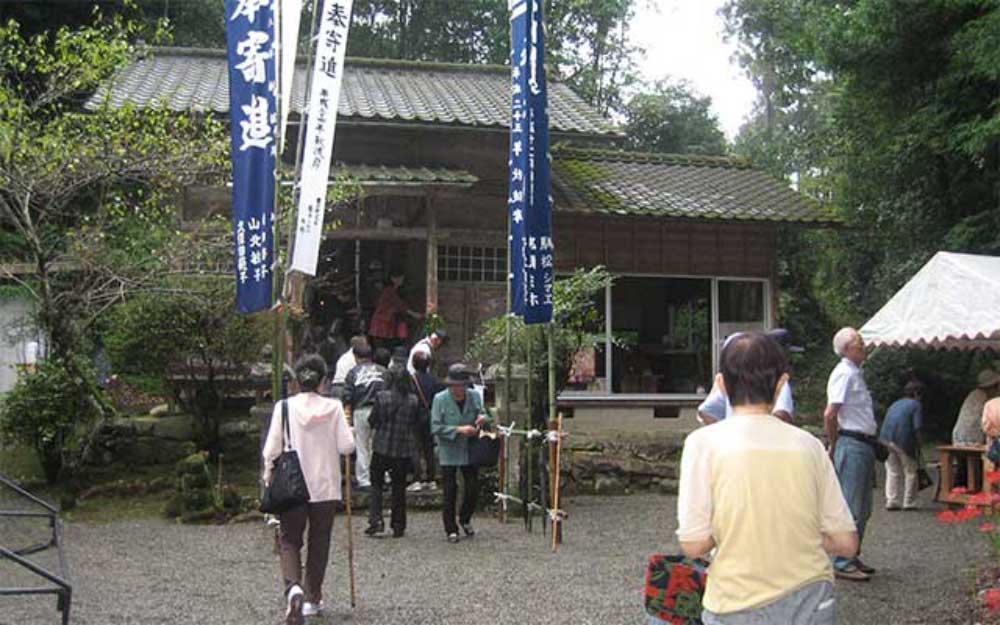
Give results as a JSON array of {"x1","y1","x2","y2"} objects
[
  {"x1": 412, "y1": 350, "x2": 431, "y2": 373},
  {"x1": 349, "y1": 335, "x2": 368, "y2": 351},
  {"x1": 720, "y1": 332, "x2": 789, "y2": 408},
  {"x1": 294, "y1": 354, "x2": 327, "y2": 393},
  {"x1": 374, "y1": 347, "x2": 391, "y2": 367},
  {"x1": 903, "y1": 380, "x2": 925, "y2": 399},
  {"x1": 353, "y1": 344, "x2": 373, "y2": 359}
]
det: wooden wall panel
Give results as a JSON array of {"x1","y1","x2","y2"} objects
[
  {"x1": 689, "y1": 223, "x2": 721, "y2": 276},
  {"x1": 577, "y1": 219, "x2": 606, "y2": 267},
  {"x1": 604, "y1": 222, "x2": 634, "y2": 271},
  {"x1": 633, "y1": 225, "x2": 662, "y2": 273},
  {"x1": 552, "y1": 215, "x2": 777, "y2": 279},
  {"x1": 661, "y1": 222, "x2": 693, "y2": 275}
]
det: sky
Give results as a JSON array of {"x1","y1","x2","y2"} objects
[{"x1": 630, "y1": 0, "x2": 757, "y2": 139}]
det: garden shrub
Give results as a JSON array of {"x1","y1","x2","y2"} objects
[{"x1": 0, "y1": 358, "x2": 107, "y2": 483}]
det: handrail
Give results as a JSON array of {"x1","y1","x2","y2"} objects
[{"x1": 0, "y1": 473, "x2": 72, "y2": 625}]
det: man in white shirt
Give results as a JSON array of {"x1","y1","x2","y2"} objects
[
  {"x1": 698, "y1": 329, "x2": 801, "y2": 424},
  {"x1": 328, "y1": 336, "x2": 367, "y2": 399},
  {"x1": 406, "y1": 329, "x2": 446, "y2": 375},
  {"x1": 824, "y1": 326, "x2": 879, "y2": 582}
]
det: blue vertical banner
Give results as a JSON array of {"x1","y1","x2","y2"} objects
[
  {"x1": 226, "y1": 0, "x2": 277, "y2": 314},
  {"x1": 508, "y1": 0, "x2": 554, "y2": 325}
]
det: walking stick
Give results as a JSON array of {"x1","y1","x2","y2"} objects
[{"x1": 344, "y1": 456, "x2": 357, "y2": 609}]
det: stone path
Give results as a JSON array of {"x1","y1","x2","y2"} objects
[{"x1": 0, "y1": 494, "x2": 982, "y2": 624}]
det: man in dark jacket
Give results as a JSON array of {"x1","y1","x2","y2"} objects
[
  {"x1": 408, "y1": 350, "x2": 444, "y2": 491},
  {"x1": 366, "y1": 359, "x2": 420, "y2": 537},
  {"x1": 342, "y1": 345, "x2": 387, "y2": 490}
]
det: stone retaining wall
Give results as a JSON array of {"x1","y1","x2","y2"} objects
[{"x1": 563, "y1": 433, "x2": 684, "y2": 496}]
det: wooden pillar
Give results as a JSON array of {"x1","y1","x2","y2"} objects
[{"x1": 425, "y1": 197, "x2": 438, "y2": 314}]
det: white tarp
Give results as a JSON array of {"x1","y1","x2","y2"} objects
[{"x1": 860, "y1": 251, "x2": 1000, "y2": 350}]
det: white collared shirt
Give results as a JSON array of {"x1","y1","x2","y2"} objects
[
  {"x1": 697, "y1": 380, "x2": 795, "y2": 422},
  {"x1": 331, "y1": 350, "x2": 356, "y2": 385},
  {"x1": 826, "y1": 358, "x2": 877, "y2": 435},
  {"x1": 407, "y1": 338, "x2": 433, "y2": 375}
]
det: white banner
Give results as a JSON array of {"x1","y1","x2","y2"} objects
[
  {"x1": 290, "y1": 0, "x2": 352, "y2": 275},
  {"x1": 278, "y1": 0, "x2": 303, "y2": 152}
]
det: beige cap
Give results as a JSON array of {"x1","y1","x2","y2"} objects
[{"x1": 978, "y1": 369, "x2": 1000, "y2": 389}]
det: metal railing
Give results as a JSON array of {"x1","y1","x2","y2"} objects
[{"x1": 0, "y1": 473, "x2": 72, "y2": 625}]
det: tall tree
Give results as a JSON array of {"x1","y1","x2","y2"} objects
[
  {"x1": 0, "y1": 12, "x2": 227, "y2": 364},
  {"x1": 724, "y1": 0, "x2": 1000, "y2": 416},
  {"x1": 624, "y1": 79, "x2": 728, "y2": 155}
]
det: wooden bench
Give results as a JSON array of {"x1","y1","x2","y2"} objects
[{"x1": 936, "y1": 444, "x2": 990, "y2": 505}]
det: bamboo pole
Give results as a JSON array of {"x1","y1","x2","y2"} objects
[
  {"x1": 552, "y1": 411, "x2": 563, "y2": 552},
  {"x1": 525, "y1": 326, "x2": 534, "y2": 532},
  {"x1": 270, "y1": 0, "x2": 286, "y2": 406},
  {"x1": 283, "y1": 0, "x2": 322, "y2": 309},
  {"x1": 501, "y1": 216, "x2": 512, "y2": 526}
]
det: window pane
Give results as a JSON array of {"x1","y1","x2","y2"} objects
[
  {"x1": 611, "y1": 277, "x2": 712, "y2": 394},
  {"x1": 718, "y1": 281, "x2": 764, "y2": 323}
]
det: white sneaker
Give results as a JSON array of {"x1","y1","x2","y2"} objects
[
  {"x1": 302, "y1": 601, "x2": 324, "y2": 617},
  {"x1": 423, "y1": 481, "x2": 438, "y2": 491},
  {"x1": 286, "y1": 585, "x2": 304, "y2": 625},
  {"x1": 266, "y1": 514, "x2": 281, "y2": 528},
  {"x1": 406, "y1": 481, "x2": 423, "y2": 492}
]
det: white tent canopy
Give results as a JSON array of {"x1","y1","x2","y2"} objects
[{"x1": 860, "y1": 251, "x2": 1000, "y2": 350}]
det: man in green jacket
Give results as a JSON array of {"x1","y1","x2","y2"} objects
[{"x1": 431, "y1": 363, "x2": 489, "y2": 543}]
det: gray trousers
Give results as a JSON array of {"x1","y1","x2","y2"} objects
[{"x1": 700, "y1": 581, "x2": 836, "y2": 625}]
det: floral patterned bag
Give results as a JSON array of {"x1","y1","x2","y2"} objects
[{"x1": 644, "y1": 554, "x2": 709, "y2": 625}]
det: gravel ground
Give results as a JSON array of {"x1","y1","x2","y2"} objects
[{"x1": 0, "y1": 492, "x2": 983, "y2": 625}]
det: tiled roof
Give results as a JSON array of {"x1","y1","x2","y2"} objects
[
  {"x1": 331, "y1": 163, "x2": 477, "y2": 185},
  {"x1": 85, "y1": 47, "x2": 618, "y2": 136},
  {"x1": 552, "y1": 147, "x2": 839, "y2": 224}
]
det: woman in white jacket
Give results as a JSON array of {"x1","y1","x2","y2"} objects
[{"x1": 262, "y1": 354, "x2": 355, "y2": 625}]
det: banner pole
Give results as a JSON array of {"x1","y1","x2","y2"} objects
[
  {"x1": 271, "y1": 0, "x2": 287, "y2": 404},
  {"x1": 284, "y1": 0, "x2": 322, "y2": 307},
  {"x1": 525, "y1": 325, "x2": 534, "y2": 532},
  {"x1": 548, "y1": 323, "x2": 560, "y2": 550},
  {"x1": 501, "y1": 219, "x2": 512, "y2": 525}
]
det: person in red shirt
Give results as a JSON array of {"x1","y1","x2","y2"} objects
[{"x1": 369, "y1": 272, "x2": 420, "y2": 351}]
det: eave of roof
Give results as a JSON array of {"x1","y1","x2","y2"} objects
[
  {"x1": 85, "y1": 46, "x2": 621, "y2": 137},
  {"x1": 552, "y1": 147, "x2": 841, "y2": 225}
]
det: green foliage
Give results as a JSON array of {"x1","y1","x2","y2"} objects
[
  {"x1": 725, "y1": 0, "x2": 1000, "y2": 425},
  {"x1": 346, "y1": 0, "x2": 643, "y2": 115},
  {"x1": 467, "y1": 267, "x2": 613, "y2": 424},
  {"x1": 0, "y1": 358, "x2": 105, "y2": 483},
  {"x1": 0, "y1": 13, "x2": 227, "y2": 364},
  {"x1": 624, "y1": 79, "x2": 728, "y2": 156},
  {"x1": 103, "y1": 278, "x2": 269, "y2": 415}
]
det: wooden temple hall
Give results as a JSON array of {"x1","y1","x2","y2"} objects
[{"x1": 90, "y1": 48, "x2": 837, "y2": 429}]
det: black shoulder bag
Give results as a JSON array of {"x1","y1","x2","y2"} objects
[{"x1": 260, "y1": 400, "x2": 311, "y2": 514}]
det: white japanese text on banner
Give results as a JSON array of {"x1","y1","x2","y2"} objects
[
  {"x1": 225, "y1": 0, "x2": 278, "y2": 314},
  {"x1": 289, "y1": 0, "x2": 353, "y2": 276},
  {"x1": 508, "y1": 0, "x2": 554, "y2": 324}
]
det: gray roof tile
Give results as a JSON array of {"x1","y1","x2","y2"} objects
[
  {"x1": 552, "y1": 148, "x2": 839, "y2": 224},
  {"x1": 86, "y1": 47, "x2": 618, "y2": 136}
]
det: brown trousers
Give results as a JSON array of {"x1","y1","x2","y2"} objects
[{"x1": 278, "y1": 501, "x2": 335, "y2": 603}]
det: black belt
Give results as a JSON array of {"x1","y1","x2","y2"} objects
[{"x1": 838, "y1": 429, "x2": 879, "y2": 445}]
